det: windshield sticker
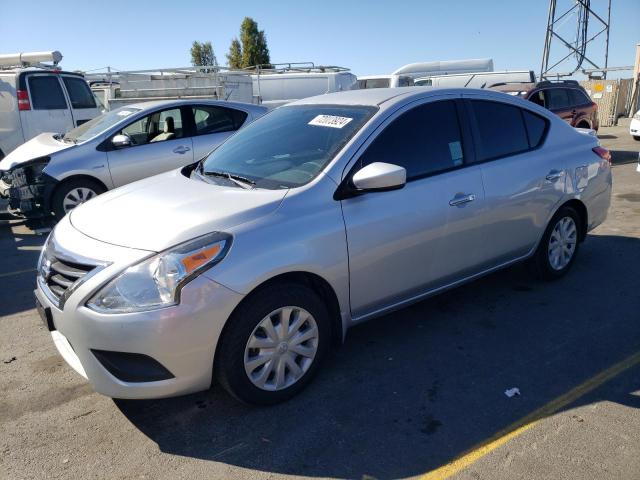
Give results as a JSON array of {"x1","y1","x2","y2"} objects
[
  {"x1": 117, "y1": 110, "x2": 134, "y2": 116},
  {"x1": 308, "y1": 115, "x2": 353, "y2": 129}
]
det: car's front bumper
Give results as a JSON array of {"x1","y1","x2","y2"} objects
[
  {"x1": 6, "y1": 168, "x2": 57, "y2": 218},
  {"x1": 36, "y1": 216, "x2": 245, "y2": 399}
]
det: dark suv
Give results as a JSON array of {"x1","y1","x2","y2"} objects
[{"x1": 490, "y1": 80, "x2": 599, "y2": 131}]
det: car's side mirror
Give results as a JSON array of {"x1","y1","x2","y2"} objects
[
  {"x1": 111, "y1": 134, "x2": 131, "y2": 149},
  {"x1": 352, "y1": 162, "x2": 406, "y2": 192}
]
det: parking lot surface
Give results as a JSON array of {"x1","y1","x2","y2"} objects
[{"x1": 1, "y1": 123, "x2": 639, "y2": 480}]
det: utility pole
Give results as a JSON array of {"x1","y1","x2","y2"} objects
[{"x1": 540, "y1": 0, "x2": 612, "y2": 80}]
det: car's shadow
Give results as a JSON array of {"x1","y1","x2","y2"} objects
[
  {"x1": 0, "y1": 220, "x2": 47, "y2": 317},
  {"x1": 113, "y1": 233, "x2": 639, "y2": 478},
  {"x1": 610, "y1": 149, "x2": 638, "y2": 165}
]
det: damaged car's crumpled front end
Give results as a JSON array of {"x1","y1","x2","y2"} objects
[{"x1": 5, "y1": 157, "x2": 57, "y2": 218}]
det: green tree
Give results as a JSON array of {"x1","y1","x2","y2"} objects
[
  {"x1": 190, "y1": 41, "x2": 217, "y2": 68},
  {"x1": 226, "y1": 38, "x2": 243, "y2": 69},
  {"x1": 239, "y1": 17, "x2": 270, "y2": 68}
]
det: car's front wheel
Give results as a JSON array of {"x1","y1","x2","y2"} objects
[
  {"x1": 529, "y1": 205, "x2": 581, "y2": 280},
  {"x1": 216, "y1": 283, "x2": 330, "y2": 405},
  {"x1": 52, "y1": 178, "x2": 106, "y2": 219}
]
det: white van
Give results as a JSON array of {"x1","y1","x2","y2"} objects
[
  {"x1": 0, "y1": 51, "x2": 100, "y2": 159},
  {"x1": 252, "y1": 67, "x2": 357, "y2": 108}
]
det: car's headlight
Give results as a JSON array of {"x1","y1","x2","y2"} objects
[
  {"x1": 634, "y1": 112, "x2": 640, "y2": 120},
  {"x1": 16, "y1": 157, "x2": 51, "y2": 184},
  {"x1": 86, "y1": 232, "x2": 231, "y2": 314}
]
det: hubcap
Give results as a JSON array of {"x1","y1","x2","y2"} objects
[
  {"x1": 244, "y1": 306, "x2": 319, "y2": 391},
  {"x1": 62, "y1": 187, "x2": 97, "y2": 212},
  {"x1": 548, "y1": 216, "x2": 577, "y2": 270}
]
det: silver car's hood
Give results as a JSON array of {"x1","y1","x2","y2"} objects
[
  {"x1": 0, "y1": 133, "x2": 72, "y2": 171},
  {"x1": 70, "y1": 169, "x2": 288, "y2": 251}
]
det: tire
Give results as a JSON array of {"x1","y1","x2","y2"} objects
[
  {"x1": 51, "y1": 178, "x2": 106, "y2": 219},
  {"x1": 633, "y1": 136, "x2": 640, "y2": 142},
  {"x1": 216, "y1": 283, "x2": 330, "y2": 405},
  {"x1": 528, "y1": 205, "x2": 581, "y2": 280}
]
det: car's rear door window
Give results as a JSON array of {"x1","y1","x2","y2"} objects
[
  {"x1": 469, "y1": 100, "x2": 529, "y2": 161},
  {"x1": 28, "y1": 75, "x2": 67, "y2": 110},
  {"x1": 192, "y1": 105, "x2": 247, "y2": 135},
  {"x1": 62, "y1": 76, "x2": 96, "y2": 109},
  {"x1": 522, "y1": 110, "x2": 548, "y2": 148},
  {"x1": 545, "y1": 88, "x2": 570, "y2": 110},
  {"x1": 359, "y1": 100, "x2": 464, "y2": 180}
]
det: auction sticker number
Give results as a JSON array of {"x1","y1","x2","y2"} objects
[{"x1": 308, "y1": 115, "x2": 353, "y2": 129}]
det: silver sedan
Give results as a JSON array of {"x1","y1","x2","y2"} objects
[{"x1": 34, "y1": 87, "x2": 612, "y2": 405}]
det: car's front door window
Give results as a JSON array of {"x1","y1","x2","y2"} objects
[
  {"x1": 358, "y1": 100, "x2": 465, "y2": 180},
  {"x1": 120, "y1": 108, "x2": 185, "y2": 146}
]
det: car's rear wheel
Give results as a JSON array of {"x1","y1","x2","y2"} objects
[
  {"x1": 52, "y1": 178, "x2": 106, "y2": 219},
  {"x1": 216, "y1": 283, "x2": 330, "y2": 405},
  {"x1": 633, "y1": 136, "x2": 640, "y2": 141},
  {"x1": 529, "y1": 205, "x2": 581, "y2": 280}
]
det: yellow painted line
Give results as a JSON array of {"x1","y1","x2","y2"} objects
[
  {"x1": 0, "y1": 268, "x2": 36, "y2": 278},
  {"x1": 421, "y1": 350, "x2": 640, "y2": 480}
]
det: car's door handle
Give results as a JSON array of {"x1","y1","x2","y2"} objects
[
  {"x1": 173, "y1": 146, "x2": 191, "y2": 154},
  {"x1": 545, "y1": 170, "x2": 564, "y2": 181},
  {"x1": 449, "y1": 193, "x2": 476, "y2": 207}
]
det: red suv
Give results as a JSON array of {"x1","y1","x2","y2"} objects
[{"x1": 490, "y1": 80, "x2": 599, "y2": 131}]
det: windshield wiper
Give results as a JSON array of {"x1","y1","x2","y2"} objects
[
  {"x1": 202, "y1": 170, "x2": 256, "y2": 190},
  {"x1": 62, "y1": 136, "x2": 77, "y2": 144}
]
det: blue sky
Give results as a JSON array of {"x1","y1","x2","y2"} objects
[{"x1": 1, "y1": 0, "x2": 638, "y2": 78}]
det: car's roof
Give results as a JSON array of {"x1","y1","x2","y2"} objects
[
  {"x1": 289, "y1": 87, "x2": 521, "y2": 108},
  {"x1": 0, "y1": 67, "x2": 84, "y2": 76},
  {"x1": 122, "y1": 98, "x2": 268, "y2": 113}
]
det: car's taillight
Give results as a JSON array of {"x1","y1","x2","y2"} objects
[
  {"x1": 591, "y1": 102, "x2": 598, "y2": 111},
  {"x1": 593, "y1": 146, "x2": 611, "y2": 165},
  {"x1": 17, "y1": 90, "x2": 30, "y2": 111}
]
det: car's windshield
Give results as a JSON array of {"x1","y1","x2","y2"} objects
[
  {"x1": 63, "y1": 106, "x2": 142, "y2": 143},
  {"x1": 200, "y1": 105, "x2": 377, "y2": 189}
]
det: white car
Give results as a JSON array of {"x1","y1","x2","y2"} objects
[{"x1": 631, "y1": 110, "x2": 640, "y2": 141}]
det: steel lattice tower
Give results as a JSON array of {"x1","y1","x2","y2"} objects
[{"x1": 540, "y1": 0, "x2": 612, "y2": 79}]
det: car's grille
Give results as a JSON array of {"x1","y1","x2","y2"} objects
[
  {"x1": 44, "y1": 257, "x2": 95, "y2": 302},
  {"x1": 39, "y1": 235, "x2": 102, "y2": 308}
]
